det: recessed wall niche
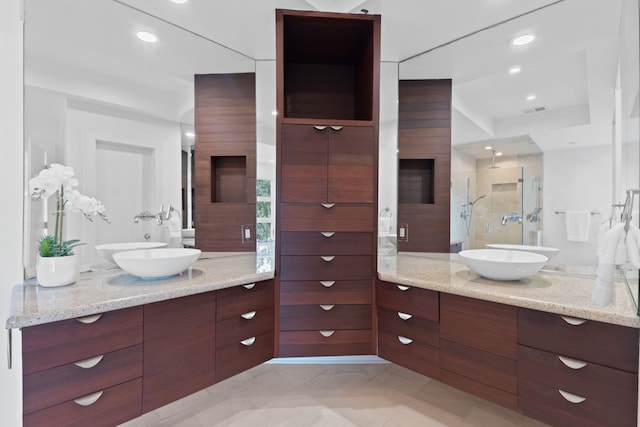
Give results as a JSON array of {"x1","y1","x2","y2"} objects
[
  {"x1": 398, "y1": 158, "x2": 435, "y2": 204},
  {"x1": 211, "y1": 156, "x2": 247, "y2": 203}
]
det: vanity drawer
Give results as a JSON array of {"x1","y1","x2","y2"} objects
[
  {"x1": 23, "y1": 377, "x2": 142, "y2": 427},
  {"x1": 279, "y1": 329, "x2": 373, "y2": 357},
  {"x1": 216, "y1": 305, "x2": 274, "y2": 349},
  {"x1": 518, "y1": 345, "x2": 637, "y2": 416},
  {"x1": 378, "y1": 330, "x2": 439, "y2": 380},
  {"x1": 280, "y1": 231, "x2": 373, "y2": 255},
  {"x1": 519, "y1": 378, "x2": 636, "y2": 427},
  {"x1": 216, "y1": 280, "x2": 275, "y2": 321},
  {"x1": 518, "y1": 308, "x2": 639, "y2": 372},
  {"x1": 22, "y1": 306, "x2": 143, "y2": 375},
  {"x1": 375, "y1": 280, "x2": 439, "y2": 322},
  {"x1": 441, "y1": 294, "x2": 517, "y2": 359},
  {"x1": 377, "y1": 307, "x2": 439, "y2": 348},
  {"x1": 23, "y1": 344, "x2": 142, "y2": 415},
  {"x1": 440, "y1": 339, "x2": 517, "y2": 395},
  {"x1": 280, "y1": 255, "x2": 372, "y2": 281},
  {"x1": 216, "y1": 331, "x2": 274, "y2": 382},
  {"x1": 441, "y1": 369, "x2": 517, "y2": 411},
  {"x1": 280, "y1": 280, "x2": 373, "y2": 305},
  {"x1": 280, "y1": 304, "x2": 372, "y2": 331},
  {"x1": 280, "y1": 204, "x2": 373, "y2": 232}
]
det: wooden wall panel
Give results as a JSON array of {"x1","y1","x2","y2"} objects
[
  {"x1": 397, "y1": 80, "x2": 452, "y2": 252},
  {"x1": 194, "y1": 73, "x2": 257, "y2": 251}
]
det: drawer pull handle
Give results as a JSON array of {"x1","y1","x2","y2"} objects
[
  {"x1": 74, "y1": 391, "x2": 104, "y2": 406},
  {"x1": 240, "y1": 337, "x2": 256, "y2": 346},
  {"x1": 241, "y1": 311, "x2": 257, "y2": 320},
  {"x1": 321, "y1": 203, "x2": 335, "y2": 209},
  {"x1": 398, "y1": 336, "x2": 413, "y2": 345},
  {"x1": 74, "y1": 355, "x2": 104, "y2": 369},
  {"x1": 320, "y1": 304, "x2": 335, "y2": 311},
  {"x1": 558, "y1": 356, "x2": 588, "y2": 370},
  {"x1": 397, "y1": 312, "x2": 413, "y2": 321},
  {"x1": 396, "y1": 285, "x2": 410, "y2": 291},
  {"x1": 321, "y1": 256, "x2": 335, "y2": 262},
  {"x1": 243, "y1": 283, "x2": 256, "y2": 290},
  {"x1": 560, "y1": 315, "x2": 586, "y2": 326},
  {"x1": 321, "y1": 232, "x2": 335, "y2": 238},
  {"x1": 320, "y1": 281, "x2": 335, "y2": 288},
  {"x1": 313, "y1": 125, "x2": 327, "y2": 131},
  {"x1": 76, "y1": 314, "x2": 103, "y2": 324},
  {"x1": 319, "y1": 330, "x2": 335, "y2": 337},
  {"x1": 330, "y1": 126, "x2": 344, "y2": 131},
  {"x1": 558, "y1": 389, "x2": 586, "y2": 404}
]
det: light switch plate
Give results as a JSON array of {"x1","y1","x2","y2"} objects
[
  {"x1": 241, "y1": 224, "x2": 253, "y2": 242},
  {"x1": 398, "y1": 223, "x2": 408, "y2": 242}
]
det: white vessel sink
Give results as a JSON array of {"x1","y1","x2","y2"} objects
[
  {"x1": 458, "y1": 249, "x2": 548, "y2": 281},
  {"x1": 113, "y1": 248, "x2": 201, "y2": 279},
  {"x1": 95, "y1": 242, "x2": 168, "y2": 264},
  {"x1": 485, "y1": 243, "x2": 559, "y2": 260}
]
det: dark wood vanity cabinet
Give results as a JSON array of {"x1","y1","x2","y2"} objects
[
  {"x1": 376, "y1": 280, "x2": 440, "y2": 379},
  {"x1": 276, "y1": 9, "x2": 380, "y2": 358},
  {"x1": 215, "y1": 280, "x2": 275, "y2": 382},
  {"x1": 439, "y1": 293, "x2": 519, "y2": 410},
  {"x1": 142, "y1": 292, "x2": 216, "y2": 413},
  {"x1": 518, "y1": 308, "x2": 639, "y2": 427},
  {"x1": 22, "y1": 307, "x2": 143, "y2": 427}
]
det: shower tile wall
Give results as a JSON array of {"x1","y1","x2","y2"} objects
[{"x1": 471, "y1": 166, "x2": 523, "y2": 249}]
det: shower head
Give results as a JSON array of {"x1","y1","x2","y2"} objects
[{"x1": 471, "y1": 195, "x2": 486, "y2": 205}]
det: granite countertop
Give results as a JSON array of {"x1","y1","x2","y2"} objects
[
  {"x1": 378, "y1": 252, "x2": 640, "y2": 328},
  {"x1": 8, "y1": 250, "x2": 639, "y2": 330},
  {"x1": 6, "y1": 252, "x2": 275, "y2": 329}
]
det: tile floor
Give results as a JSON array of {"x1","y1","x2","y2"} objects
[{"x1": 119, "y1": 362, "x2": 550, "y2": 427}]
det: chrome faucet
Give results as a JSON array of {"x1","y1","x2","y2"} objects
[
  {"x1": 133, "y1": 204, "x2": 177, "y2": 225},
  {"x1": 501, "y1": 213, "x2": 523, "y2": 225}
]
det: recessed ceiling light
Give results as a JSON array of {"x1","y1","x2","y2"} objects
[
  {"x1": 170, "y1": 0, "x2": 189, "y2": 3},
  {"x1": 511, "y1": 34, "x2": 535, "y2": 46},
  {"x1": 136, "y1": 31, "x2": 157, "y2": 43},
  {"x1": 271, "y1": 110, "x2": 278, "y2": 116},
  {"x1": 185, "y1": 131, "x2": 195, "y2": 137},
  {"x1": 495, "y1": 152, "x2": 503, "y2": 156},
  {"x1": 526, "y1": 94, "x2": 537, "y2": 101},
  {"x1": 484, "y1": 146, "x2": 492, "y2": 150},
  {"x1": 509, "y1": 66, "x2": 521, "y2": 74}
]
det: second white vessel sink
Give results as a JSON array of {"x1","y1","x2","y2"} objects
[
  {"x1": 113, "y1": 248, "x2": 201, "y2": 279},
  {"x1": 459, "y1": 249, "x2": 548, "y2": 281},
  {"x1": 485, "y1": 243, "x2": 559, "y2": 260}
]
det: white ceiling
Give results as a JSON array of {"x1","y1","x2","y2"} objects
[{"x1": 24, "y1": 0, "x2": 637, "y2": 157}]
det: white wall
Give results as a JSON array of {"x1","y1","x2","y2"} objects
[
  {"x1": 0, "y1": 0, "x2": 24, "y2": 425},
  {"x1": 378, "y1": 62, "x2": 399, "y2": 240},
  {"x1": 543, "y1": 145, "x2": 612, "y2": 266},
  {"x1": 63, "y1": 108, "x2": 181, "y2": 265}
]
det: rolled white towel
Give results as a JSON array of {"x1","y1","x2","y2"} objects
[
  {"x1": 626, "y1": 223, "x2": 640, "y2": 269},
  {"x1": 592, "y1": 223, "x2": 625, "y2": 307}
]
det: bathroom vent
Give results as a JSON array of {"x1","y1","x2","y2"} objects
[{"x1": 524, "y1": 106, "x2": 547, "y2": 114}]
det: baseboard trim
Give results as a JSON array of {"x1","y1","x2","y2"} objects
[{"x1": 266, "y1": 355, "x2": 389, "y2": 365}]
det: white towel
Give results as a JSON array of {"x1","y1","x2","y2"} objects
[
  {"x1": 378, "y1": 216, "x2": 391, "y2": 237},
  {"x1": 626, "y1": 223, "x2": 640, "y2": 269},
  {"x1": 565, "y1": 210, "x2": 591, "y2": 242},
  {"x1": 592, "y1": 223, "x2": 625, "y2": 307}
]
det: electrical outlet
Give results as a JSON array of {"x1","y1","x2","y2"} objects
[
  {"x1": 398, "y1": 223, "x2": 408, "y2": 242},
  {"x1": 241, "y1": 224, "x2": 253, "y2": 242}
]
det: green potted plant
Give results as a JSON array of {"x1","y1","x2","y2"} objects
[{"x1": 29, "y1": 163, "x2": 109, "y2": 287}]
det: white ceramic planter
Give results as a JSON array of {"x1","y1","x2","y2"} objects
[{"x1": 36, "y1": 255, "x2": 80, "y2": 287}]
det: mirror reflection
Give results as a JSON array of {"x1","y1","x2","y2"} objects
[
  {"x1": 398, "y1": 0, "x2": 639, "y2": 271},
  {"x1": 23, "y1": 0, "x2": 257, "y2": 272}
]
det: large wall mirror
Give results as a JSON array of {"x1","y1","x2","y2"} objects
[
  {"x1": 22, "y1": 0, "x2": 275, "y2": 274},
  {"x1": 392, "y1": 0, "x2": 639, "y2": 276}
]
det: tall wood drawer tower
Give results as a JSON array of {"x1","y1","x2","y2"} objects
[{"x1": 275, "y1": 9, "x2": 381, "y2": 357}]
